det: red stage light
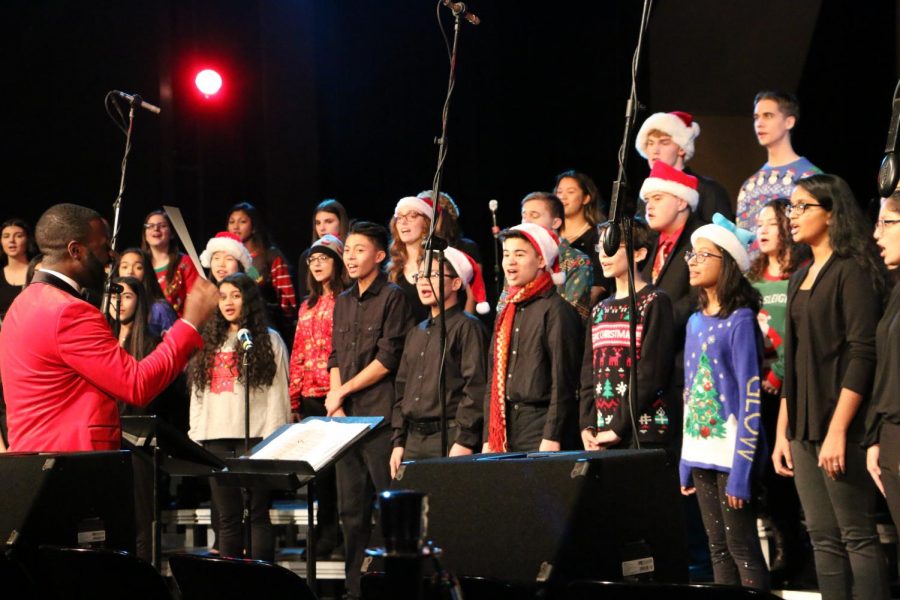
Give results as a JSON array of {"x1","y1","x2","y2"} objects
[{"x1": 195, "y1": 69, "x2": 223, "y2": 97}]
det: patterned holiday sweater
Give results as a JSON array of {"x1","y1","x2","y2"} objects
[
  {"x1": 752, "y1": 276, "x2": 788, "y2": 390},
  {"x1": 155, "y1": 253, "x2": 200, "y2": 317},
  {"x1": 735, "y1": 157, "x2": 820, "y2": 233},
  {"x1": 680, "y1": 308, "x2": 763, "y2": 501},
  {"x1": 579, "y1": 285, "x2": 674, "y2": 447}
]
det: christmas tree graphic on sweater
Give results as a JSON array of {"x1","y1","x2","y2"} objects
[{"x1": 685, "y1": 351, "x2": 726, "y2": 440}]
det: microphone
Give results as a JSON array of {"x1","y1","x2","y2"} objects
[
  {"x1": 442, "y1": 0, "x2": 481, "y2": 25},
  {"x1": 878, "y1": 79, "x2": 900, "y2": 197},
  {"x1": 488, "y1": 199, "x2": 500, "y2": 238},
  {"x1": 237, "y1": 328, "x2": 254, "y2": 351},
  {"x1": 112, "y1": 90, "x2": 162, "y2": 115},
  {"x1": 108, "y1": 282, "x2": 124, "y2": 294}
]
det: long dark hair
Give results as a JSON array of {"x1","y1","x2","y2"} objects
[
  {"x1": 698, "y1": 250, "x2": 762, "y2": 318},
  {"x1": 140, "y1": 210, "x2": 182, "y2": 295},
  {"x1": 747, "y1": 200, "x2": 808, "y2": 282},
  {"x1": 555, "y1": 170, "x2": 607, "y2": 225},
  {"x1": 311, "y1": 199, "x2": 350, "y2": 244},
  {"x1": 188, "y1": 272, "x2": 277, "y2": 391},
  {"x1": 795, "y1": 174, "x2": 888, "y2": 298},
  {"x1": 112, "y1": 247, "x2": 168, "y2": 304},
  {"x1": 108, "y1": 276, "x2": 158, "y2": 360},
  {"x1": 305, "y1": 252, "x2": 349, "y2": 308},
  {"x1": 1, "y1": 218, "x2": 38, "y2": 266},
  {"x1": 228, "y1": 202, "x2": 285, "y2": 284}
]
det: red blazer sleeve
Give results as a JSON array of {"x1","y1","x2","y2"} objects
[{"x1": 57, "y1": 302, "x2": 203, "y2": 407}]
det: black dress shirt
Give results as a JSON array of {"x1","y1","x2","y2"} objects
[
  {"x1": 482, "y1": 288, "x2": 584, "y2": 444},
  {"x1": 392, "y1": 305, "x2": 489, "y2": 449},
  {"x1": 328, "y1": 272, "x2": 414, "y2": 425}
]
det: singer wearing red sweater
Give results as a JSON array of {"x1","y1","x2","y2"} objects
[{"x1": 0, "y1": 204, "x2": 219, "y2": 453}]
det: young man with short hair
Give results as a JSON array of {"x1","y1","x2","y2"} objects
[
  {"x1": 497, "y1": 192, "x2": 593, "y2": 322},
  {"x1": 636, "y1": 110, "x2": 734, "y2": 224},
  {"x1": 326, "y1": 221, "x2": 414, "y2": 600},
  {"x1": 736, "y1": 91, "x2": 821, "y2": 231},
  {"x1": 390, "y1": 248, "x2": 489, "y2": 476},
  {"x1": 580, "y1": 218, "x2": 675, "y2": 451},
  {"x1": 483, "y1": 223, "x2": 583, "y2": 453}
]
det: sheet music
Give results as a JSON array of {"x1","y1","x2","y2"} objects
[
  {"x1": 162, "y1": 205, "x2": 207, "y2": 280},
  {"x1": 249, "y1": 419, "x2": 370, "y2": 471}
]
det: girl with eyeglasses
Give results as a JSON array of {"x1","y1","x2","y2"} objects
[
  {"x1": 287, "y1": 235, "x2": 349, "y2": 559},
  {"x1": 773, "y1": 174, "x2": 890, "y2": 600},
  {"x1": 865, "y1": 191, "x2": 900, "y2": 565},
  {"x1": 141, "y1": 210, "x2": 199, "y2": 317},
  {"x1": 388, "y1": 195, "x2": 439, "y2": 322},
  {"x1": 679, "y1": 213, "x2": 769, "y2": 591}
]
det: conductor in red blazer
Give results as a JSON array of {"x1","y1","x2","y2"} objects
[{"x1": 0, "y1": 203, "x2": 219, "y2": 452}]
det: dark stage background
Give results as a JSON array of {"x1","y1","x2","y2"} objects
[{"x1": 5, "y1": 1, "x2": 899, "y2": 282}]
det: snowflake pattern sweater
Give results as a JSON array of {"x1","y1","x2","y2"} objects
[
  {"x1": 579, "y1": 285, "x2": 674, "y2": 446},
  {"x1": 680, "y1": 308, "x2": 764, "y2": 501}
]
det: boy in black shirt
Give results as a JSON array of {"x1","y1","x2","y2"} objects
[
  {"x1": 326, "y1": 221, "x2": 413, "y2": 599},
  {"x1": 483, "y1": 223, "x2": 582, "y2": 453},
  {"x1": 390, "y1": 248, "x2": 489, "y2": 476}
]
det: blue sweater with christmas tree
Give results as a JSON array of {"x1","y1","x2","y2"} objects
[{"x1": 680, "y1": 308, "x2": 764, "y2": 501}]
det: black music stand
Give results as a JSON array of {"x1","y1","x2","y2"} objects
[
  {"x1": 121, "y1": 415, "x2": 226, "y2": 570},
  {"x1": 214, "y1": 416, "x2": 382, "y2": 593}
]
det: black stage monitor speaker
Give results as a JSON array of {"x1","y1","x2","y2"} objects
[
  {"x1": 390, "y1": 449, "x2": 688, "y2": 588},
  {"x1": 0, "y1": 451, "x2": 135, "y2": 555}
]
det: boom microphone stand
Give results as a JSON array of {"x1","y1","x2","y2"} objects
[
  {"x1": 422, "y1": 0, "x2": 479, "y2": 456},
  {"x1": 601, "y1": 0, "x2": 653, "y2": 449}
]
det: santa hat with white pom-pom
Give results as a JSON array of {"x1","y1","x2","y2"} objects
[
  {"x1": 442, "y1": 247, "x2": 490, "y2": 314},
  {"x1": 508, "y1": 222, "x2": 565, "y2": 285}
]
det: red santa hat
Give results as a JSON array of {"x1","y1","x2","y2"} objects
[
  {"x1": 635, "y1": 111, "x2": 701, "y2": 162},
  {"x1": 394, "y1": 195, "x2": 438, "y2": 222},
  {"x1": 639, "y1": 160, "x2": 700, "y2": 212},
  {"x1": 508, "y1": 223, "x2": 565, "y2": 285},
  {"x1": 199, "y1": 231, "x2": 252, "y2": 270},
  {"x1": 442, "y1": 247, "x2": 490, "y2": 314}
]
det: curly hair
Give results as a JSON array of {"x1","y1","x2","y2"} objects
[
  {"x1": 188, "y1": 272, "x2": 277, "y2": 392},
  {"x1": 747, "y1": 199, "x2": 808, "y2": 282},
  {"x1": 697, "y1": 249, "x2": 762, "y2": 318},
  {"x1": 795, "y1": 174, "x2": 888, "y2": 299}
]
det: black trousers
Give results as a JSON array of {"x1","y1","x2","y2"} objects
[
  {"x1": 300, "y1": 397, "x2": 340, "y2": 550},
  {"x1": 404, "y1": 422, "x2": 459, "y2": 460},
  {"x1": 335, "y1": 425, "x2": 391, "y2": 600},
  {"x1": 881, "y1": 422, "x2": 900, "y2": 533},
  {"x1": 203, "y1": 439, "x2": 275, "y2": 562},
  {"x1": 506, "y1": 402, "x2": 547, "y2": 452}
]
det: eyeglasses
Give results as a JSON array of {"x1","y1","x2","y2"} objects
[
  {"x1": 785, "y1": 202, "x2": 823, "y2": 217},
  {"x1": 684, "y1": 250, "x2": 723, "y2": 264},
  {"x1": 143, "y1": 222, "x2": 169, "y2": 231},
  {"x1": 875, "y1": 218, "x2": 900, "y2": 232},
  {"x1": 307, "y1": 254, "x2": 333, "y2": 265},
  {"x1": 413, "y1": 272, "x2": 454, "y2": 282},
  {"x1": 395, "y1": 212, "x2": 424, "y2": 223}
]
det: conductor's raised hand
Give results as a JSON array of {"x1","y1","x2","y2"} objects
[{"x1": 182, "y1": 278, "x2": 221, "y2": 329}]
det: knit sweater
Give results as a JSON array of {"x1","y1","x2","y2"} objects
[
  {"x1": 680, "y1": 308, "x2": 763, "y2": 501},
  {"x1": 188, "y1": 329, "x2": 291, "y2": 442},
  {"x1": 736, "y1": 157, "x2": 820, "y2": 233},
  {"x1": 752, "y1": 276, "x2": 788, "y2": 389}
]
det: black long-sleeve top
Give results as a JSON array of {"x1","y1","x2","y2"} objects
[
  {"x1": 327, "y1": 272, "x2": 414, "y2": 425},
  {"x1": 482, "y1": 288, "x2": 584, "y2": 444},
  {"x1": 864, "y1": 284, "x2": 900, "y2": 447},
  {"x1": 579, "y1": 285, "x2": 674, "y2": 448},
  {"x1": 392, "y1": 305, "x2": 489, "y2": 450},
  {"x1": 783, "y1": 255, "x2": 882, "y2": 442}
]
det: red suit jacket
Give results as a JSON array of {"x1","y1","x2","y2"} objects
[{"x1": 0, "y1": 277, "x2": 202, "y2": 452}]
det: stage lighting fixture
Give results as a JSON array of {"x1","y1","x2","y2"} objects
[{"x1": 194, "y1": 69, "x2": 223, "y2": 97}]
